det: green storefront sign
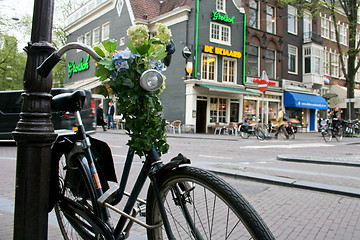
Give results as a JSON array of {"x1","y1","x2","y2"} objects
[
  {"x1": 212, "y1": 11, "x2": 235, "y2": 23},
  {"x1": 68, "y1": 55, "x2": 90, "y2": 78}
]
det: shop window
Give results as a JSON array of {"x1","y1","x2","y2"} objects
[
  {"x1": 248, "y1": 45, "x2": 259, "y2": 77},
  {"x1": 230, "y1": 100, "x2": 240, "y2": 123},
  {"x1": 93, "y1": 27, "x2": 100, "y2": 45},
  {"x1": 210, "y1": 97, "x2": 227, "y2": 123},
  {"x1": 243, "y1": 100, "x2": 256, "y2": 121},
  {"x1": 288, "y1": 45, "x2": 298, "y2": 74},
  {"x1": 268, "y1": 102, "x2": 278, "y2": 121},
  {"x1": 266, "y1": 5, "x2": 275, "y2": 34},
  {"x1": 201, "y1": 54, "x2": 217, "y2": 81},
  {"x1": 210, "y1": 22, "x2": 231, "y2": 45},
  {"x1": 102, "y1": 22, "x2": 110, "y2": 41},
  {"x1": 265, "y1": 49, "x2": 275, "y2": 79},
  {"x1": 223, "y1": 58, "x2": 236, "y2": 83},
  {"x1": 288, "y1": 5, "x2": 297, "y2": 35},
  {"x1": 216, "y1": 0, "x2": 225, "y2": 12},
  {"x1": 249, "y1": 0, "x2": 259, "y2": 29}
]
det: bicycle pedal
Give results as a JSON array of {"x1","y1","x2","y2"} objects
[
  {"x1": 97, "y1": 184, "x2": 119, "y2": 205},
  {"x1": 138, "y1": 202, "x2": 146, "y2": 217}
]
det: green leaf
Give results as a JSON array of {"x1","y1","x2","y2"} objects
[
  {"x1": 136, "y1": 44, "x2": 151, "y2": 56},
  {"x1": 127, "y1": 42, "x2": 137, "y2": 54},
  {"x1": 103, "y1": 39, "x2": 117, "y2": 53},
  {"x1": 95, "y1": 66, "x2": 110, "y2": 81},
  {"x1": 93, "y1": 45, "x2": 106, "y2": 58},
  {"x1": 123, "y1": 78, "x2": 135, "y2": 88},
  {"x1": 99, "y1": 58, "x2": 115, "y2": 70},
  {"x1": 99, "y1": 85, "x2": 109, "y2": 98}
]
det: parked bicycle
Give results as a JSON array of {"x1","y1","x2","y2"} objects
[
  {"x1": 320, "y1": 118, "x2": 343, "y2": 142},
  {"x1": 37, "y1": 41, "x2": 274, "y2": 239},
  {"x1": 238, "y1": 121, "x2": 266, "y2": 140},
  {"x1": 283, "y1": 121, "x2": 296, "y2": 139},
  {"x1": 342, "y1": 119, "x2": 357, "y2": 137}
]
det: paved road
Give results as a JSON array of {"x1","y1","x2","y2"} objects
[{"x1": 1, "y1": 130, "x2": 360, "y2": 239}]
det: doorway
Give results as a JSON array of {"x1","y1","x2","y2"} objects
[{"x1": 196, "y1": 100, "x2": 207, "y2": 133}]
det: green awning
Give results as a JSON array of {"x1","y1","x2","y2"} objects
[{"x1": 195, "y1": 83, "x2": 259, "y2": 95}]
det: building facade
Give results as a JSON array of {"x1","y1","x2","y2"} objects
[{"x1": 64, "y1": 0, "x2": 360, "y2": 133}]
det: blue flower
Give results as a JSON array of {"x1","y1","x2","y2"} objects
[
  {"x1": 150, "y1": 60, "x2": 164, "y2": 71},
  {"x1": 119, "y1": 48, "x2": 135, "y2": 60}
]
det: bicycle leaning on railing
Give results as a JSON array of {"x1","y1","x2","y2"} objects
[
  {"x1": 37, "y1": 42, "x2": 275, "y2": 240},
  {"x1": 320, "y1": 118, "x2": 343, "y2": 142}
]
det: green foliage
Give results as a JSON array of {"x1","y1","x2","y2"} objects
[{"x1": 94, "y1": 23, "x2": 172, "y2": 157}]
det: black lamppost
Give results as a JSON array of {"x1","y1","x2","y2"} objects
[{"x1": 12, "y1": 0, "x2": 57, "y2": 239}]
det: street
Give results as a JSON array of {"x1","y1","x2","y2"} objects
[{"x1": 1, "y1": 130, "x2": 360, "y2": 239}]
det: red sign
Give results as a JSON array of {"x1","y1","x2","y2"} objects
[{"x1": 257, "y1": 79, "x2": 268, "y2": 92}]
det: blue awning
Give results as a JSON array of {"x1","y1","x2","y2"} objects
[{"x1": 284, "y1": 91, "x2": 328, "y2": 110}]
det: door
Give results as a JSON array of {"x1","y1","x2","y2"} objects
[
  {"x1": 310, "y1": 109, "x2": 315, "y2": 131},
  {"x1": 196, "y1": 100, "x2": 207, "y2": 133}
]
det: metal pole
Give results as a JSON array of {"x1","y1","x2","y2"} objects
[{"x1": 12, "y1": 0, "x2": 56, "y2": 239}]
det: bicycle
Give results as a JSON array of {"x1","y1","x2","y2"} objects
[
  {"x1": 320, "y1": 118, "x2": 343, "y2": 142},
  {"x1": 238, "y1": 121, "x2": 265, "y2": 140},
  {"x1": 280, "y1": 121, "x2": 296, "y2": 140},
  {"x1": 37, "y1": 42, "x2": 275, "y2": 239}
]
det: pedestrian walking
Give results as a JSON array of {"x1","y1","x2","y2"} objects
[
  {"x1": 96, "y1": 103, "x2": 106, "y2": 131},
  {"x1": 275, "y1": 107, "x2": 289, "y2": 139},
  {"x1": 107, "y1": 101, "x2": 115, "y2": 129}
]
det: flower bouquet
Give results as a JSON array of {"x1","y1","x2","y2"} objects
[{"x1": 93, "y1": 23, "x2": 172, "y2": 157}]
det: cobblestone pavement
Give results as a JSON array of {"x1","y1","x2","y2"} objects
[{"x1": 1, "y1": 131, "x2": 360, "y2": 239}]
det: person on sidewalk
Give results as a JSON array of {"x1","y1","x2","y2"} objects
[
  {"x1": 275, "y1": 107, "x2": 289, "y2": 139},
  {"x1": 107, "y1": 101, "x2": 115, "y2": 129},
  {"x1": 96, "y1": 103, "x2": 106, "y2": 131}
]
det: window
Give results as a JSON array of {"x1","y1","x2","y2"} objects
[
  {"x1": 216, "y1": 0, "x2": 225, "y2": 12},
  {"x1": 321, "y1": 15, "x2": 329, "y2": 38},
  {"x1": 210, "y1": 22, "x2": 231, "y2": 45},
  {"x1": 266, "y1": 5, "x2": 275, "y2": 34},
  {"x1": 288, "y1": 45, "x2": 298, "y2": 74},
  {"x1": 93, "y1": 27, "x2": 100, "y2": 45},
  {"x1": 85, "y1": 32, "x2": 91, "y2": 46},
  {"x1": 303, "y1": 11, "x2": 312, "y2": 39},
  {"x1": 330, "y1": 50, "x2": 339, "y2": 77},
  {"x1": 265, "y1": 49, "x2": 275, "y2": 79},
  {"x1": 330, "y1": 19, "x2": 336, "y2": 41},
  {"x1": 288, "y1": 5, "x2": 297, "y2": 34},
  {"x1": 323, "y1": 48, "x2": 330, "y2": 76},
  {"x1": 77, "y1": 35, "x2": 84, "y2": 43},
  {"x1": 210, "y1": 98, "x2": 227, "y2": 123},
  {"x1": 304, "y1": 47, "x2": 321, "y2": 75},
  {"x1": 222, "y1": 58, "x2": 236, "y2": 83},
  {"x1": 102, "y1": 22, "x2": 110, "y2": 41},
  {"x1": 247, "y1": 45, "x2": 259, "y2": 77},
  {"x1": 339, "y1": 23, "x2": 348, "y2": 45},
  {"x1": 249, "y1": 0, "x2": 259, "y2": 29},
  {"x1": 119, "y1": 37, "x2": 125, "y2": 46},
  {"x1": 201, "y1": 54, "x2": 217, "y2": 81}
]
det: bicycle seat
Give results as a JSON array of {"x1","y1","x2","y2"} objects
[{"x1": 51, "y1": 90, "x2": 86, "y2": 112}]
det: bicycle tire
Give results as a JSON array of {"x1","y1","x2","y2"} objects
[
  {"x1": 55, "y1": 154, "x2": 113, "y2": 240},
  {"x1": 335, "y1": 127, "x2": 343, "y2": 141},
  {"x1": 289, "y1": 129, "x2": 295, "y2": 139},
  {"x1": 146, "y1": 166, "x2": 274, "y2": 240},
  {"x1": 255, "y1": 129, "x2": 265, "y2": 140},
  {"x1": 240, "y1": 130, "x2": 250, "y2": 139},
  {"x1": 322, "y1": 130, "x2": 332, "y2": 142}
]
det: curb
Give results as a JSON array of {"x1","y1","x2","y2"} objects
[{"x1": 276, "y1": 155, "x2": 360, "y2": 167}]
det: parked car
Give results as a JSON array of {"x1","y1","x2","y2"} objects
[{"x1": 0, "y1": 88, "x2": 96, "y2": 141}]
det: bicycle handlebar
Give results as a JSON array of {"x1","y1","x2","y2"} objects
[{"x1": 37, "y1": 42, "x2": 103, "y2": 78}]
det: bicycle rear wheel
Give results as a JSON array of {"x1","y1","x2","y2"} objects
[
  {"x1": 240, "y1": 130, "x2": 250, "y2": 139},
  {"x1": 55, "y1": 154, "x2": 113, "y2": 240},
  {"x1": 146, "y1": 166, "x2": 274, "y2": 240}
]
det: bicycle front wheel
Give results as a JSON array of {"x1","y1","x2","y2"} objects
[
  {"x1": 335, "y1": 127, "x2": 343, "y2": 141},
  {"x1": 146, "y1": 166, "x2": 274, "y2": 240},
  {"x1": 240, "y1": 130, "x2": 250, "y2": 139},
  {"x1": 255, "y1": 129, "x2": 265, "y2": 140},
  {"x1": 322, "y1": 130, "x2": 332, "y2": 142}
]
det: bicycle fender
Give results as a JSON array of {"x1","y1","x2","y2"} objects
[{"x1": 155, "y1": 153, "x2": 191, "y2": 177}]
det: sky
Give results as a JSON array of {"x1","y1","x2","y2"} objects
[{"x1": 1, "y1": 0, "x2": 35, "y2": 19}]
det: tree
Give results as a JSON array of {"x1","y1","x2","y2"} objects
[{"x1": 280, "y1": 0, "x2": 360, "y2": 119}]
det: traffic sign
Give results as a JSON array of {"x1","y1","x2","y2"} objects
[{"x1": 257, "y1": 79, "x2": 268, "y2": 92}]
